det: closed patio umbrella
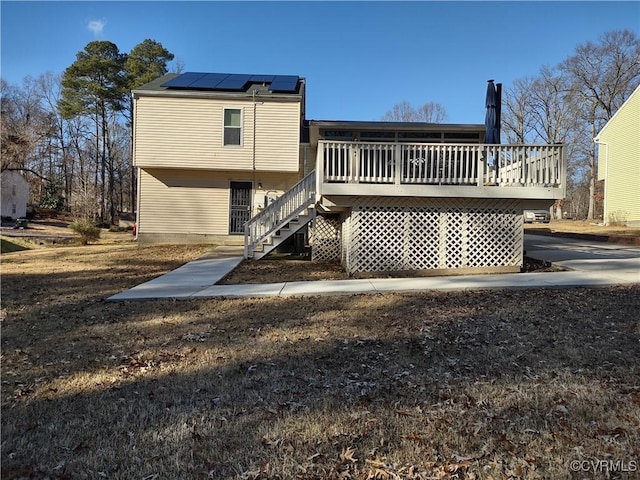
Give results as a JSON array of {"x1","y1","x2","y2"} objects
[
  {"x1": 484, "y1": 80, "x2": 502, "y2": 180},
  {"x1": 484, "y1": 79, "x2": 500, "y2": 144}
]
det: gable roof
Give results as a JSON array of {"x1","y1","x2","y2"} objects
[
  {"x1": 595, "y1": 84, "x2": 640, "y2": 140},
  {"x1": 1, "y1": 170, "x2": 29, "y2": 187}
]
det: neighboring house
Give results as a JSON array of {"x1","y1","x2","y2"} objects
[
  {"x1": 1, "y1": 170, "x2": 29, "y2": 220},
  {"x1": 134, "y1": 71, "x2": 566, "y2": 274},
  {"x1": 595, "y1": 85, "x2": 640, "y2": 226}
]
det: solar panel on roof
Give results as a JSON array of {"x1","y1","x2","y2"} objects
[
  {"x1": 215, "y1": 74, "x2": 252, "y2": 90},
  {"x1": 270, "y1": 75, "x2": 299, "y2": 92},
  {"x1": 161, "y1": 72, "x2": 299, "y2": 93},
  {"x1": 249, "y1": 74, "x2": 276, "y2": 83},
  {"x1": 189, "y1": 73, "x2": 230, "y2": 89},
  {"x1": 161, "y1": 72, "x2": 207, "y2": 88}
]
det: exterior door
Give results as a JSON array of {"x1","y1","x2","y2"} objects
[{"x1": 229, "y1": 181, "x2": 252, "y2": 234}]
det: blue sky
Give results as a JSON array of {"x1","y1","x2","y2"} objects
[{"x1": 1, "y1": 1, "x2": 639, "y2": 123}]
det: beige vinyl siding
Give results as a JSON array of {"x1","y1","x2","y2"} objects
[
  {"x1": 134, "y1": 95, "x2": 301, "y2": 172},
  {"x1": 301, "y1": 144, "x2": 316, "y2": 176},
  {"x1": 138, "y1": 168, "x2": 302, "y2": 235},
  {"x1": 597, "y1": 87, "x2": 640, "y2": 225},
  {"x1": 252, "y1": 170, "x2": 304, "y2": 212},
  {"x1": 139, "y1": 169, "x2": 232, "y2": 235},
  {"x1": 253, "y1": 105, "x2": 301, "y2": 171}
]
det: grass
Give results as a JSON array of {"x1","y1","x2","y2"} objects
[
  {"x1": 2, "y1": 243, "x2": 639, "y2": 479},
  {"x1": 1, "y1": 237, "x2": 34, "y2": 253}
]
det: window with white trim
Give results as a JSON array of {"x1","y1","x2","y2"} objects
[{"x1": 223, "y1": 108, "x2": 242, "y2": 146}]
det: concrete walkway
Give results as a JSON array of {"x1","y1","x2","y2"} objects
[{"x1": 107, "y1": 235, "x2": 640, "y2": 301}]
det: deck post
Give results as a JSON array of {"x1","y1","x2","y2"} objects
[
  {"x1": 348, "y1": 144, "x2": 356, "y2": 184},
  {"x1": 244, "y1": 223, "x2": 249, "y2": 259},
  {"x1": 559, "y1": 144, "x2": 567, "y2": 195},
  {"x1": 394, "y1": 144, "x2": 402, "y2": 185},
  {"x1": 316, "y1": 142, "x2": 324, "y2": 200},
  {"x1": 477, "y1": 149, "x2": 485, "y2": 187}
]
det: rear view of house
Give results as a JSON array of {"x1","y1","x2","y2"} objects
[
  {"x1": 134, "y1": 72, "x2": 566, "y2": 275},
  {"x1": 132, "y1": 72, "x2": 306, "y2": 245}
]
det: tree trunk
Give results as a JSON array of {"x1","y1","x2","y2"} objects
[
  {"x1": 586, "y1": 120, "x2": 596, "y2": 221},
  {"x1": 103, "y1": 113, "x2": 116, "y2": 225}
]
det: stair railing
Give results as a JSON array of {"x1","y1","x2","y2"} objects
[{"x1": 244, "y1": 170, "x2": 317, "y2": 258}]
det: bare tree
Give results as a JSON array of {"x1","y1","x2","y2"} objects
[
  {"x1": 415, "y1": 102, "x2": 448, "y2": 122},
  {"x1": 1, "y1": 77, "x2": 51, "y2": 173},
  {"x1": 382, "y1": 101, "x2": 448, "y2": 122},
  {"x1": 502, "y1": 30, "x2": 640, "y2": 220},
  {"x1": 528, "y1": 67, "x2": 575, "y2": 144},
  {"x1": 169, "y1": 56, "x2": 186, "y2": 74},
  {"x1": 560, "y1": 29, "x2": 640, "y2": 220},
  {"x1": 501, "y1": 77, "x2": 535, "y2": 143}
]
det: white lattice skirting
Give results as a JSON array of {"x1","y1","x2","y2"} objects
[
  {"x1": 342, "y1": 197, "x2": 525, "y2": 273},
  {"x1": 309, "y1": 215, "x2": 342, "y2": 262}
]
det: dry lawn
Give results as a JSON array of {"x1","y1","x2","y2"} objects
[
  {"x1": 525, "y1": 220, "x2": 640, "y2": 242},
  {"x1": 1, "y1": 243, "x2": 639, "y2": 479}
]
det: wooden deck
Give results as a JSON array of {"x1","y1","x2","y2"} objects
[{"x1": 316, "y1": 141, "x2": 566, "y2": 201}]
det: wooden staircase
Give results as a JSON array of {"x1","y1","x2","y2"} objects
[{"x1": 244, "y1": 171, "x2": 316, "y2": 260}]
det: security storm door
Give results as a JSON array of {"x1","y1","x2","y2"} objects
[{"x1": 229, "y1": 181, "x2": 252, "y2": 234}]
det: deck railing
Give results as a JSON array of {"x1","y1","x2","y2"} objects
[
  {"x1": 317, "y1": 141, "x2": 565, "y2": 188},
  {"x1": 244, "y1": 170, "x2": 316, "y2": 258}
]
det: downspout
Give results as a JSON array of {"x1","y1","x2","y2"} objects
[
  {"x1": 593, "y1": 137, "x2": 608, "y2": 224},
  {"x1": 132, "y1": 92, "x2": 141, "y2": 241},
  {"x1": 252, "y1": 89, "x2": 258, "y2": 215}
]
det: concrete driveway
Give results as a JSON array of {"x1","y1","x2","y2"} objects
[{"x1": 525, "y1": 234, "x2": 640, "y2": 282}]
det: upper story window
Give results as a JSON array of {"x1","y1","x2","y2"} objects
[{"x1": 223, "y1": 108, "x2": 242, "y2": 146}]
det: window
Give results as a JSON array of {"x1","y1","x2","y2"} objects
[
  {"x1": 322, "y1": 130, "x2": 354, "y2": 139},
  {"x1": 360, "y1": 131, "x2": 395, "y2": 140},
  {"x1": 443, "y1": 132, "x2": 482, "y2": 142},
  {"x1": 398, "y1": 131, "x2": 442, "y2": 141},
  {"x1": 223, "y1": 108, "x2": 242, "y2": 146}
]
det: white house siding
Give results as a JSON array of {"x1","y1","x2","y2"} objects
[
  {"x1": 1, "y1": 171, "x2": 29, "y2": 219},
  {"x1": 597, "y1": 87, "x2": 640, "y2": 226},
  {"x1": 134, "y1": 95, "x2": 301, "y2": 172},
  {"x1": 137, "y1": 168, "x2": 301, "y2": 244}
]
